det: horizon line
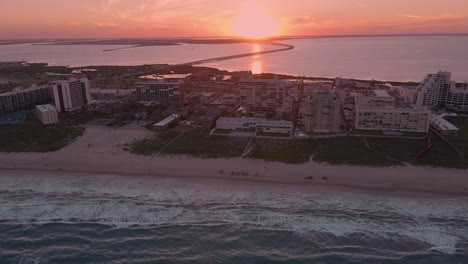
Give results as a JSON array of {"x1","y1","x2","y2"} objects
[{"x1": 2, "y1": 33, "x2": 468, "y2": 41}]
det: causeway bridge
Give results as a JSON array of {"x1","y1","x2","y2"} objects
[{"x1": 122, "y1": 42, "x2": 294, "y2": 78}]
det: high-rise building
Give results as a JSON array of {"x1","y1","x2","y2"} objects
[
  {"x1": 355, "y1": 106, "x2": 431, "y2": 133},
  {"x1": 304, "y1": 90, "x2": 341, "y2": 133},
  {"x1": 239, "y1": 76, "x2": 287, "y2": 118},
  {"x1": 135, "y1": 79, "x2": 184, "y2": 104},
  {"x1": 52, "y1": 78, "x2": 91, "y2": 112},
  {"x1": 0, "y1": 85, "x2": 53, "y2": 113},
  {"x1": 444, "y1": 82, "x2": 468, "y2": 107},
  {"x1": 413, "y1": 71, "x2": 468, "y2": 107}
]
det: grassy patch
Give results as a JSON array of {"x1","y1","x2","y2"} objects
[
  {"x1": 366, "y1": 137, "x2": 427, "y2": 162},
  {"x1": 0, "y1": 120, "x2": 84, "y2": 152},
  {"x1": 130, "y1": 130, "x2": 180, "y2": 156},
  {"x1": 248, "y1": 139, "x2": 318, "y2": 164},
  {"x1": 414, "y1": 136, "x2": 468, "y2": 169},
  {"x1": 256, "y1": 131, "x2": 291, "y2": 138},
  {"x1": 131, "y1": 128, "x2": 248, "y2": 158},
  {"x1": 163, "y1": 129, "x2": 248, "y2": 158},
  {"x1": 313, "y1": 137, "x2": 398, "y2": 166},
  {"x1": 213, "y1": 129, "x2": 232, "y2": 135}
]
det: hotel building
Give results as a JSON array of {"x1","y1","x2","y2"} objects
[
  {"x1": 0, "y1": 85, "x2": 53, "y2": 113},
  {"x1": 135, "y1": 79, "x2": 184, "y2": 104},
  {"x1": 304, "y1": 90, "x2": 341, "y2": 133},
  {"x1": 52, "y1": 78, "x2": 91, "y2": 112},
  {"x1": 355, "y1": 106, "x2": 431, "y2": 133}
]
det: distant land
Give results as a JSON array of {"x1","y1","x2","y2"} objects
[{"x1": 2, "y1": 33, "x2": 468, "y2": 47}]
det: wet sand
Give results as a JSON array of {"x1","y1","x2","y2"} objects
[{"x1": 0, "y1": 126, "x2": 467, "y2": 196}]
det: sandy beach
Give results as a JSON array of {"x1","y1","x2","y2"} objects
[{"x1": 0, "y1": 126, "x2": 467, "y2": 195}]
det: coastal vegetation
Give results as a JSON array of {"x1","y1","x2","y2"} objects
[
  {"x1": 130, "y1": 121, "x2": 468, "y2": 168},
  {"x1": 312, "y1": 137, "x2": 399, "y2": 167},
  {"x1": 131, "y1": 127, "x2": 249, "y2": 158},
  {"x1": 248, "y1": 138, "x2": 318, "y2": 164},
  {"x1": 0, "y1": 120, "x2": 84, "y2": 152}
]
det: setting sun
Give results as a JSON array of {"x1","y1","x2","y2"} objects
[{"x1": 230, "y1": 10, "x2": 280, "y2": 39}]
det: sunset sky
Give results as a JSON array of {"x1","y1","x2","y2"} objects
[{"x1": 1, "y1": 0, "x2": 468, "y2": 39}]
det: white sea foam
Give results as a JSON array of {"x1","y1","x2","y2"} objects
[{"x1": 1, "y1": 172, "x2": 467, "y2": 254}]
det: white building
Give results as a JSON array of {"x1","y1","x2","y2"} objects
[
  {"x1": 153, "y1": 114, "x2": 180, "y2": 130},
  {"x1": 413, "y1": 71, "x2": 451, "y2": 107},
  {"x1": 0, "y1": 85, "x2": 53, "y2": 113},
  {"x1": 355, "y1": 90, "x2": 396, "y2": 108},
  {"x1": 304, "y1": 90, "x2": 341, "y2": 133},
  {"x1": 355, "y1": 106, "x2": 431, "y2": 133},
  {"x1": 135, "y1": 79, "x2": 184, "y2": 104},
  {"x1": 216, "y1": 117, "x2": 293, "y2": 134},
  {"x1": 35, "y1": 104, "x2": 58, "y2": 125},
  {"x1": 444, "y1": 82, "x2": 468, "y2": 107},
  {"x1": 430, "y1": 115, "x2": 460, "y2": 136},
  {"x1": 413, "y1": 71, "x2": 468, "y2": 107},
  {"x1": 52, "y1": 78, "x2": 91, "y2": 112}
]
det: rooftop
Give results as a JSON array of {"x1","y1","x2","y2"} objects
[
  {"x1": 154, "y1": 114, "x2": 180, "y2": 127},
  {"x1": 36, "y1": 104, "x2": 57, "y2": 112},
  {"x1": 373, "y1": 90, "x2": 391, "y2": 97},
  {"x1": 431, "y1": 115, "x2": 460, "y2": 131},
  {"x1": 356, "y1": 106, "x2": 430, "y2": 113}
]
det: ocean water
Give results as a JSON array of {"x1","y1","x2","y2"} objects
[
  {"x1": 1, "y1": 36, "x2": 468, "y2": 81},
  {"x1": 0, "y1": 171, "x2": 467, "y2": 263}
]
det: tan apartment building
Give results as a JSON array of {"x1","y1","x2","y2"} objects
[
  {"x1": 355, "y1": 106, "x2": 430, "y2": 133},
  {"x1": 304, "y1": 90, "x2": 341, "y2": 133}
]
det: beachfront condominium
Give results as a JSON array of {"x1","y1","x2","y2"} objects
[
  {"x1": 304, "y1": 90, "x2": 341, "y2": 133},
  {"x1": 413, "y1": 71, "x2": 468, "y2": 107},
  {"x1": 355, "y1": 106, "x2": 431, "y2": 133},
  {"x1": 239, "y1": 75, "x2": 287, "y2": 118},
  {"x1": 135, "y1": 79, "x2": 184, "y2": 105},
  {"x1": 0, "y1": 85, "x2": 53, "y2": 113},
  {"x1": 52, "y1": 78, "x2": 91, "y2": 112}
]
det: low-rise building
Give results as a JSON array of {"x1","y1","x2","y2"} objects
[
  {"x1": 430, "y1": 115, "x2": 460, "y2": 136},
  {"x1": 153, "y1": 114, "x2": 180, "y2": 130},
  {"x1": 216, "y1": 117, "x2": 292, "y2": 134},
  {"x1": 200, "y1": 107, "x2": 224, "y2": 130},
  {"x1": 355, "y1": 106, "x2": 430, "y2": 133},
  {"x1": 355, "y1": 90, "x2": 396, "y2": 107},
  {"x1": 35, "y1": 104, "x2": 58, "y2": 125}
]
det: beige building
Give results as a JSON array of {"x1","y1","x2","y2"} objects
[
  {"x1": 355, "y1": 106, "x2": 430, "y2": 133},
  {"x1": 216, "y1": 117, "x2": 293, "y2": 134},
  {"x1": 355, "y1": 90, "x2": 395, "y2": 107},
  {"x1": 239, "y1": 76, "x2": 288, "y2": 118},
  {"x1": 35, "y1": 104, "x2": 58, "y2": 125},
  {"x1": 304, "y1": 90, "x2": 341, "y2": 133}
]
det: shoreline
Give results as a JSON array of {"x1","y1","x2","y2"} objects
[
  {"x1": 1, "y1": 165, "x2": 468, "y2": 198},
  {"x1": 0, "y1": 127, "x2": 467, "y2": 196}
]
